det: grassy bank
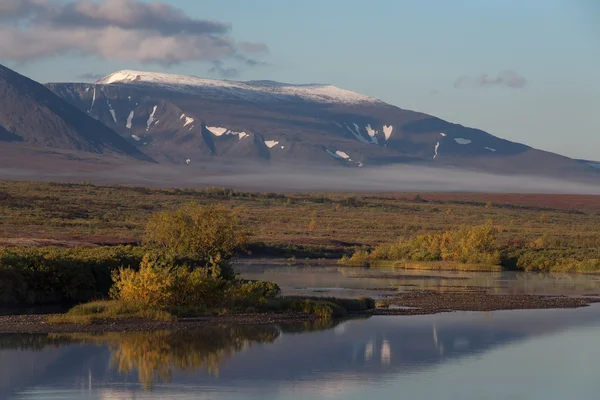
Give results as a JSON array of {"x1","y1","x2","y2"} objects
[{"x1": 49, "y1": 296, "x2": 376, "y2": 325}]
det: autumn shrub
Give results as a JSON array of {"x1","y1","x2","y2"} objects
[
  {"x1": 514, "y1": 249, "x2": 600, "y2": 272},
  {"x1": 108, "y1": 254, "x2": 281, "y2": 316},
  {"x1": 110, "y1": 254, "x2": 228, "y2": 309},
  {"x1": 143, "y1": 203, "x2": 247, "y2": 268},
  {"x1": 344, "y1": 222, "x2": 502, "y2": 266}
]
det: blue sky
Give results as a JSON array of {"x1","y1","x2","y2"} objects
[{"x1": 5, "y1": 0, "x2": 599, "y2": 160}]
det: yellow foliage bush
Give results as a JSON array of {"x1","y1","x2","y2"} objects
[
  {"x1": 110, "y1": 254, "x2": 227, "y2": 309},
  {"x1": 348, "y1": 221, "x2": 501, "y2": 265},
  {"x1": 109, "y1": 254, "x2": 280, "y2": 313}
]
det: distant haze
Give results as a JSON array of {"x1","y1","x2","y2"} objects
[{"x1": 1, "y1": 162, "x2": 599, "y2": 195}]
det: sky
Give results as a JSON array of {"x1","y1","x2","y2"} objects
[{"x1": 1, "y1": 0, "x2": 599, "y2": 160}]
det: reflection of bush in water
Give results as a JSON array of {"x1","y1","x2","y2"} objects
[
  {"x1": 51, "y1": 326, "x2": 279, "y2": 390},
  {"x1": 280, "y1": 316, "x2": 371, "y2": 334}
]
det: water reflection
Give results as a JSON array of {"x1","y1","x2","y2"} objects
[
  {"x1": 3, "y1": 306, "x2": 600, "y2": 399},
  {"x1": 2, "y1": 325, "x2": 280, "y2": 391},
  {"x1": 236, "y1": 264, "x2": 600, "y2": 298}
]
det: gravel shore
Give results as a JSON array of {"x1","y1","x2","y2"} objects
[{"x1": 1, "y1": 291, "x2": 598, "y2": 334}]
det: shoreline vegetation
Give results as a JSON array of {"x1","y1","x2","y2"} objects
[
  {"x1": 1, "y1": 201, "x2": 376, "y2": 326},
  {"x1": 337, "y1": 221, "x2": 600, "y2": 273},
  {"x1": 1, "y1": 180, "x2": 600, "y2": 328}
]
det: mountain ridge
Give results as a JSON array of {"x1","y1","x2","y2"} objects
[
  {"x1": 0, "y1": 64, "x2": 153, "y2": 162},
  {"x1": 32, "y1": 68, "x2": 596, "y2": 180}
]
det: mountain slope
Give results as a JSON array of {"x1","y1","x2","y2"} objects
[
  {"x1": 46, "y1": 70, "x2": 594, "y2": 177},
  {"x1": 0, "y1": 65, "x2": 152, "y2": 161}
]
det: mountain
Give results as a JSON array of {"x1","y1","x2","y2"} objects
[
  {"x1": 45, "y1": 70, "x2": 594, "y2": 177},
  {"x1": 0, "y1": 65, "x2": 152, "y2": 162}
]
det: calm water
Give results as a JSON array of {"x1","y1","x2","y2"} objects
[
  {"x1": 3, "y1": 305, "x2": 600, "y2": 399},
  {"x1": 236, "y1": 263, "x2": 600, "y2": 298}
]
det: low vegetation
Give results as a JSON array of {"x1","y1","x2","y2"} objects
[
  {"x1": 1, "y1": 180, "x2": 600, "y2": 315},
  {"x1": 269, "y1": 296, "x2": 376, "y2": 319},
  {"x1": 11, "y1": 202, "x2": 374, "y2": 322},
  {"x1": 341, "y1": 222, "x2": 501, "y2": 268},
  {"x1": 339, "y1": 220, "x2": 600, "y2": 273}
]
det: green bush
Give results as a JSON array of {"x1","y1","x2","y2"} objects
[
  {"x1": 272, "y1": 296, "x2": 376, "y2": 319},
  {"x1": 48, "y1": 300, "x2": 176, "y2": 324},
  {"x1": 0, "y1": 245, "x2": 237, "y2": 307},
  {"x1": 514, "y1": 249, "x2": 600, "y2": 272},
  {"x1": 228, "y1": 280, "x2": 281, "y2": 308},
  {"x1": 0, "y1": 246, "x2": 125, "y2": 306},
  {"x1": 143, "y1": 203, "x2": 247, "y2": 267}
]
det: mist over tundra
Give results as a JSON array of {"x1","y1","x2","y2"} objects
[{"x1": 1, "y1": 160, "x2": 599, "y2": 194}]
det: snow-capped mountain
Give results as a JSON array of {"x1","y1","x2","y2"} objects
[
  {"x1": 45, "y1": 70, "x2": 596, "y2": 177},
  {"x1": 96, "y1": 70, "x2": 380, "y2": 105}
]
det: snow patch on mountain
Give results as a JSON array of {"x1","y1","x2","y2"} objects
[
  {"x1": 146, "y1": 106, "x2": 158, "y2": 131},
  {"x1": 346, "y1": 124, "x2": 370, "y2": 144},
  {"x1": 183, "y1": 116, "x2": 194, "y2": 127},
  {"x1": 131, "y1": 134, "x2": 140, "y2": 141},
  {"x1": 207, "y1": 126, "x2": 248, "y2": 140},
  {"x1": 126, "y1": 111, "x2": 134, "y2": 129},
  {"x1": 265, "y1": 140, "x2": 279, "y2": 148},
  {"x1": 88, "y1": 86, "x2": 96, "y2": 113},
  {"x1": 326, "y1": 149, "x2": 351, "y2": 160},
  {"x1": 325, "y1": 149, "x2": 339, "y2": 159},
  {"x1": 433, "y1": 132, "x2": 447, "y2": 159},
  {"x1": 485, "y1": 147, "x2": 497, "y2": 152},
  {"x1": 97, "y1": 70, "x2": 380, "y2": 105},
  {"x1": 365, "y1": 124, "x2": 379, "y2": 145},
  {"x1": 434, "y1": 141, "x2": 440, "y2": 159},
  {"x1": 207, "y1": 127, "x2": 228, "y2": 136},
  {"x1": 586, "y1": 162, "x2": 600, "y2": 169},
  {"x1": 455, "y1": 138, "x2": 472, "y2": 145},
  {"x1": 365, "y1": 124, "x2": 377, "y2": 138},
  {"x1": 383, "y1": 125, "x2": 393, "y2": 141},
  {"x1": 106, "y1": 100, "x2": 117, "y2": 123}
]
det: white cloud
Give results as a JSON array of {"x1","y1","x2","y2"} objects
[
  {"x1": 0, "y1": 0, "x2": 269, "y2": 66},
  {"x1": 454, "y1": 71, "x2": 527, "y2": 89}
]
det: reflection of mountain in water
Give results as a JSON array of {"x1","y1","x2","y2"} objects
[{"x1": 2, "y1": 306, "x2": 600, "y2": 398}]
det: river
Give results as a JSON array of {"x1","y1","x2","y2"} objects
[{"x1": 2, "y1": 265, "x2": 600, "y2": 399}]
